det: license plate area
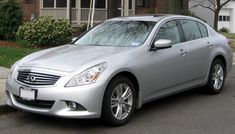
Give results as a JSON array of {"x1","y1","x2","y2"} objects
[{"x1": 20, "y1": 87, "x2": 37, "y2": 100}]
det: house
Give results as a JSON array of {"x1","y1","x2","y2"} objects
[
  {"x1": 189, "y1": 0, "x2": 235, "y2": 33},
  {"x1": 21, "y1": 0, "x2": 188, "y2": 27}
]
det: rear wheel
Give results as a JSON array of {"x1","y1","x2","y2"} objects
[
  {"x1": 205, "y1": 59, "x2": 226, "y2": 94},
  {"x1": 102, "y1": 76, "x2": 136, "y2": 126}
]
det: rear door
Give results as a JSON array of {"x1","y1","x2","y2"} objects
[{"x1": 179, "y1": 19, "x2": 211, "y2": 81}]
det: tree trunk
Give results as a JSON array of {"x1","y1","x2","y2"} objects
[{"x1": 214, "y1": 11, "x2": 219, "y2": 31}]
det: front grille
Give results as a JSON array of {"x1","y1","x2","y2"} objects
[
  {"x1": 17, "y1": 71, "x2": 60, "y2": 86},
  {"x1": 14, "y1": 95, "x2": 55, "y2": 109}
]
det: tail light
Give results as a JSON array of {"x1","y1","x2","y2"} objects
[{"x1": 228, "y1": 39, "x2": 233, "y2": 48}]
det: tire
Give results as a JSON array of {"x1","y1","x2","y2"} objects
[
  {"x1": 205, "y1": 59, "x2": 226, "y2": 94},
  {"x1": 102, "y1": 76, "x2": 136, "y2": 126}
]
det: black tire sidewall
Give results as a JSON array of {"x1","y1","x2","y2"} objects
[{"x1": 102, "y1": 76, "x2": 136, "y2": 126}]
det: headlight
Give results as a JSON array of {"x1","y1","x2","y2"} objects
[
  {"x1": 9, "y1": 60, "x2": 20, "y2": 79},
  {"x1": 65, "y1": 62, "x2": 107, "y2": 87}
]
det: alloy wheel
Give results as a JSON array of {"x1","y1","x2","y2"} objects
[
  {"x1": 212, "y1": 64, "x2": 224, "y2": 90},
  {"x1": 110, "y1": 83, "x2": 133, "y2": 120}
]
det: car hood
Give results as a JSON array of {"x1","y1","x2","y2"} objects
[{"x1": 19, "y1": 45, "x2": 132, "y2": 72}]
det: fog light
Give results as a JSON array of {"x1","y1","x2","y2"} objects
[
  {"x1": 67, "y1": 101, "x2": 77, "y2": 110},
  {"x1": 65, "y1": 101, "x2": 87, "y2": 111}
]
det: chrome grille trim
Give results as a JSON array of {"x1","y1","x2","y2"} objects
[{"x1": 17, "y1": 71, "x2": 60, "y2": 86}]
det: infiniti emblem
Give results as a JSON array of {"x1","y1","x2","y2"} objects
[{"x1": 26, "y1": 75, "x2": 37, "y2": 83}]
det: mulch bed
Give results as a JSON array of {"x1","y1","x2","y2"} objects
[
  {"x1": 0, "y1": 40, "x2": 21, "y2": 48},
  {"x1": 0, "y1": 40, "x2": 55, "y2": 49}
]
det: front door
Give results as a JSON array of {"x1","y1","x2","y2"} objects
[
  {"x1": 108, "y1": 0, "x2": 129, "y2": 18},
  {"x1": 141, "y1": 20, "x2": 190, "y2": 98}
]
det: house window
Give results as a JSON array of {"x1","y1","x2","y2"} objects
[
  {"x1": 43, "y1": 0, "x2": 76, "y2": 8},
  {"x1": 227, "y1": 16, "x2": 230, "y2": 21},
  {"x1": 56, "y1": 0, "x2": 66, "y2": 7},
  {"x1": 219, "y1": 15, "x2": 230, "y2": 21},
  {"x1": 223, "y1": 16, "x2": 226, "y2": 21},
  {"x1": 81, "y1": 0, "x2": 106, "y2": 8},
  {"x1": 180, "y1": 0, "x2": 183, "y2": 9},
  {"x1": 136, "y1": 0, "x2": 149, "y2": 7},
  {"x1": 43, "y1": 0, "x2": 54, "y2": 8},
  {"x1": 219, "y1": 16, "x2": 223, "y2": 21},
  {"x1": 129, "y1": 0, "x2": 132, "y2": 10}
]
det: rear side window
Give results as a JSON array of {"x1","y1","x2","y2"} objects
[
  {"x1": 197, "y1": 22, "x2": 209, "y2": 38},
  {"x1": 180, "y1": 20, "x2": 201, "y2": 41}
]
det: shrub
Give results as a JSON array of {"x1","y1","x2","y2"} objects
[
  {"x1": 219, "y1": 27, "x2": 229, "y2": 33},
  {"x1": 17, "y1": 16, "x2": 74, "y2": 47},
  {"x1": 79, "y1": 24, "x2": 88, "y2": 34},
  {"x1": 0, "y1": 0, "x2": 23, "y2": 40}
]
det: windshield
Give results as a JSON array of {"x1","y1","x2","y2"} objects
[{"x1": 74, "y1": 21, "x2": 156, "y2": 47}]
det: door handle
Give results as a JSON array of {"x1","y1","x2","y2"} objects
[
  {"x1": 178, "y1": 49, "x2": 187, "y2": 56},
  {"x1": 207, "y1": 42, "x2": 213, "y2": 48}
]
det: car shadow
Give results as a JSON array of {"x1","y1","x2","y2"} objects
[{"x1": 14, "y1": 87, "x2": 208, "y2": 129}]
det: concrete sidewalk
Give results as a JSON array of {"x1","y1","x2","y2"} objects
[
  {"x1": 0, "y1": 53, "x2": 234, "y2": 106},
  {"x1": 0, "y1": 67, "x2": 9, "y2": 106}
]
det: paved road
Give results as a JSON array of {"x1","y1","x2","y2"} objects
[{"x1": 0, "y1": 67, "x2": 235, "y2": 134}]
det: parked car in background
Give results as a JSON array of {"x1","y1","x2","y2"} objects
[{"x1": 6, "y1": 15, "x2": 233, "y2": 126}]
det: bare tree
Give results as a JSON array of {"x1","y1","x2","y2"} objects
[{"x1": 191, "y1": 0, "x2": 231, "y2": 31}]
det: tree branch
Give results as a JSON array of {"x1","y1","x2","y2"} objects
[
  {"x1": 220, "y1": 0, "x2": 231, "y2": 8},
  {"x1": 199, "y1": 4, "x2": 216, "y2": 12},
  {"x1": 208, "y1": 0, "x2": 216, "y2": 8}
]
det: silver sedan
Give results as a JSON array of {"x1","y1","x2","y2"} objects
[{"x1": 6, "y1": 15, "x2": 233, "y2": 126}]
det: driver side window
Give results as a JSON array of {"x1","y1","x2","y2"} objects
[{"x1": 155, "y1": 20, "x2": 182, "y2": 44}]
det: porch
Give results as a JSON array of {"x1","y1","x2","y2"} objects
[{"x1": 39, "y1": 0, "x2": 135, "y2": 27}]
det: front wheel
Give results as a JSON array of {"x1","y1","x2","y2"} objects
[
  {"x1": 102, "y1": 76, "x2": 136, "y2": 126},
  {"x1": 205, "y1": 59, "x2": 226, "y2": 94}
]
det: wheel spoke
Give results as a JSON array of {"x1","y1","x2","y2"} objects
[
  {"x1": 122, "y1": 104, "x2": 130, "y2": 113},
  {"x1": 123, "y1": 102, "x2": 131, "y2": 111},
  {"x1": 215, "y1": 65, "x2": 220, "y2": 73},
  {"x1": 111, "y1": 98, "x2": 118, "y2": 108},
  {"x1": 115, "y1": 105, "x2": 122, "y2": 119},
  {"x1": 219, "y1": 75, "x2": 224, "y2": 81},
  {"x1": 122, "y1": 87, "x2": 131, "y2": 100},
  {"x1": 212, "y1": 78, "x2": 216, "y2": 81},
  {"x1": 217, "y1": 67, "x2": 223, "y2": 76},
  {"x1": 214, "y1": 78, "x2": 219, "y2": 89}
]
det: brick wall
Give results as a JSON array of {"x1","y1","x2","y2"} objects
[
  {"x1": 136, "y1": 0, "x2": 188, "y2": 15},
  {"x1": 156, "y1": 0, "x2": 168, "y2": 14},
  {"x1": 135, "y1": 0, "x2": 157, "y2": 14},
  {"x1": 20, "y1": 0, "x2": 40, "y2": 21}
]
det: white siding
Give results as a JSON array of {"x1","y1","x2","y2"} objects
[{"x1": 189, "y1": 0, "x2": 235, "y2": 33}]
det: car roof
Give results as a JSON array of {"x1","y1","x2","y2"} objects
[{"x1": 107, "y1": 14, "x2": 187, "y2": 22}]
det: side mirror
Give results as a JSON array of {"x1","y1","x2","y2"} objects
[{"x1": 152, "y1": 39, "x2": 173, "y2": 50}]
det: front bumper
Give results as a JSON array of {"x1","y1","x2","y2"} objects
[{"x1": 5, "y1": 78, "x2": 106, "y2": 119}]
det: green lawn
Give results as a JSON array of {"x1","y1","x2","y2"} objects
[
  {"x1": 221, "y1": 33, "x2": 235, "y2": 40},
  {"x1": 221, "y1": 33, "x2": 235, "y2": 52},
  {"x1": 0, "y1": 47, "x2": 40, "y2": 68}
]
